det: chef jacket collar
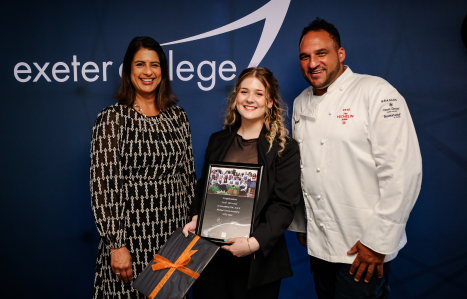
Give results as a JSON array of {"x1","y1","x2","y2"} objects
[
  {"x1": 324, "y1": 65, "x2": 352, "y2": 94},
  {"x1": 307, "y1": 65, "x2": 353, "y2": 96}
]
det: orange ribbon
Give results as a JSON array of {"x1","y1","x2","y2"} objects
[{"x1": 148, "y1": 235, "x2": 201, "y2": 299}]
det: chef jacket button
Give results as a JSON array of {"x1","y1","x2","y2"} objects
[
  {"x1": 319, "y1": 223, "x2": 324, "y2": 228},
  {"x1": 317, "y1": 195, "x2": 321, "y2": 200},
  {"x1": 304, "y1": 192, "x2": 308, "y2": 196},
  {"x1": 309, "y1": 218, "x2": 313, "y2": 222},
  {"x1": 329, "y1": 112, "x2": 332, "y2": 115},
  {"x1": 298, "y1": 139, "x2": 302, "y2": 143},
  {"x1": 320, "y1": 140, "x2": 325, "y2": 145},
  {"x1": 339, "y1": 87, "x2": 343, "y2": 91},
  {"x1": 301, "y1": 165, "x2": 304, "y2": 169},
  {"x1": 317, "y1": 168, "x2": 321, "y2": 172}
]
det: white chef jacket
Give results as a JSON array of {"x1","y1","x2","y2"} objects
[{"x1": 288, "y1": 67, "x2": 422, "y2": 264}]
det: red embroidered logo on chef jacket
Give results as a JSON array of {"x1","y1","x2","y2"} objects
[{"x1": 337, "y1": 108, "x2": 354, "y2": 124}]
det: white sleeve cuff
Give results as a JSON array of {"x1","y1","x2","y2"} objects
[{"x1": 360, "y1": 214, "x2": 406, "y2": 255}]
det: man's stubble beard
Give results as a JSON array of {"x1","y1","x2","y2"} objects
[{"x1": 308, "y1": 58, "x2": 341, "y2": 91}]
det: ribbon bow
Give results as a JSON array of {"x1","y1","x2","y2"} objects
[
  {"x1": 152, "y1": 250, "x2": 200, "y2": 279},
  {"x1": 148, "y1": 235, "x2": 201, "y2": 299}
]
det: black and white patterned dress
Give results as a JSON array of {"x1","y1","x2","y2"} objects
[{"x1": 90, "y1": 103, "x2": 196, "y2": 298}]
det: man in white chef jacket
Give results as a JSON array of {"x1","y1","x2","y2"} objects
[{"x1": 289, "y1": 18, "x2": 422, "y2": 298}]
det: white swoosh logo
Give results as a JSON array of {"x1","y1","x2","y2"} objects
[{"x1": 161, "y1": 0, "x2": 291, "y2": 67}]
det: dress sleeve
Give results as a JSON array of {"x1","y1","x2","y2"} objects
[
  {"x1": 178, "y1": 108, "x2": 197, "y2": 215},
  {"x1": 190, "y1": 134, "x2": 215, "y2": 218},
  {"x1": 253, "y1": 139, "x2": 302, "y2": 257},
  {"x1": 90, "y1": 108, "x2": 126, "y2": 249},
  {"x1": 360, "y1": 79, "x2": 422, "y2": 254}
]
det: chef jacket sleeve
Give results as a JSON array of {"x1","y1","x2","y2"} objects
[{"x1": 360, "y1": 78, "x2": 422, "y2": 255}]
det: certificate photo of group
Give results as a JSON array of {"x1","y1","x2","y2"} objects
[{"x1": 196, "y1": 163, "x2": 263, "y2": 243}]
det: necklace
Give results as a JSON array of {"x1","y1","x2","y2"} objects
[{"x1": 133, "y1": 101, "x2": 146, "y2": 117}]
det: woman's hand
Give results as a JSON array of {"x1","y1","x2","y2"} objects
[
  {"x1": 221, "y1": 237, "x2": 260, "y2": 257},
  {"x1": 110, "y1": 247, "x2": 133, "y2": 283},
  {"x1": 182, "y1": 215, "x2": 198, "y2": 237}
]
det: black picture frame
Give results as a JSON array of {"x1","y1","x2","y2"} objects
[{"x1": 196, "y1": 162, "x2": 263, "y2": 245}]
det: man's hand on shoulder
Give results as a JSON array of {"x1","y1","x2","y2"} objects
[{"x1": 347, "y1": 240, "x2": 385, "y2": 283}]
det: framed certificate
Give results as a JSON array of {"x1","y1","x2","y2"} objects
[{"x1": 196, "y1": 162, "x2": 263, "y2": 244}]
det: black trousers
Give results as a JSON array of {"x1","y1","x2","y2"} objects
[
  {"x1": 310, "y1": 256, "x2": 391, "y2": 299},
  {"x1": 193, "y1": 249, "x2": 281, "y2": 299}
]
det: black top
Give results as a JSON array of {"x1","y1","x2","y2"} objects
[{"x1": 223, "y1": 134, "x2": 258, "y2": 164}]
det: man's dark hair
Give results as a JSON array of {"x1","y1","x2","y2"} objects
[
  {"x1": 115, "y1": 36, "x2": 177, "y2": 110},
  {"x1": 299, "y1": 17, "x2": 341, "y2": 49}
]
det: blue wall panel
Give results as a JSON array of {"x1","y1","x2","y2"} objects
[{"x1": 1, "y1": 1, "x2": 466, "y2": 298}]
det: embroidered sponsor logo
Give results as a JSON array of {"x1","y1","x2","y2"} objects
[
  {"x1": 381, "y1": 99, "x2": 398, "y2": 103},
  {"x1": 337, "y1": 108, "x2": 354, "y2": 124},
  {"x1": 384, "y1": 113, "x2": 401, "y2": 118},
  {"x1": 381, "y1": 102, "x2": 401, "y2": 118}
]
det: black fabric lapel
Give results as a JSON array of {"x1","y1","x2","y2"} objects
[
  {"x1": 257, "y1": 126, "x2": 277, "y2": 172},
  {"x1": 255, "y1": 127, "x2": 277, "y2": 217}
]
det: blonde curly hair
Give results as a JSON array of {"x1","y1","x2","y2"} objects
[{"x1": 224, "y1": 67, "x2": 289, "y2": 155}]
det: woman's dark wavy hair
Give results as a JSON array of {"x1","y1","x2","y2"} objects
[{"x1": 114, "y1": 36, "x2": 177, "y2": 110}]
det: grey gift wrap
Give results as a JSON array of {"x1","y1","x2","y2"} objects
[{"x1": 132, "y1": 227, "x2": 219, "y2": 299}]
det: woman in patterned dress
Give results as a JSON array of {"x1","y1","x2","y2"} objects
[{"x1": 90, "y1": 36, "x2": 196, "y2": 299}]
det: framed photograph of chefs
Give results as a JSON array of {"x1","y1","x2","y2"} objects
[{"x1": 196, "y1": 162, "x2": 263, "y2": 244}]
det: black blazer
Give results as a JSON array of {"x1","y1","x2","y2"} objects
[{"x1": 190, "y1": 125, "x2": 301, "y2": 288}]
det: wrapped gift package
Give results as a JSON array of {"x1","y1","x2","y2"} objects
[{"x1": 132, "y1": 227, "x2": 219, "y2": 299}]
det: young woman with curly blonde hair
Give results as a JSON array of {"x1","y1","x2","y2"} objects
[
  {"x1": 183, "y1": 67, "x2": 301, "y2": 299},
  {"x1": 224, "y1": 67, "x2": 290, "y2": 155}
]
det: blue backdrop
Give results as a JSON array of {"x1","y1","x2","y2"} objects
[{"x1": 1, "y1": 0, "x2": 466, "y2": 298}]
